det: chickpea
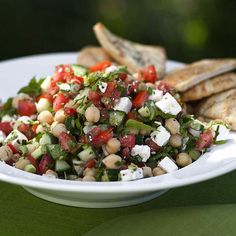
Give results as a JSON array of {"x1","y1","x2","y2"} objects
[
  {"x1": 165, "y1": 118, "x2": 180, "y2": 134},
  {"x1": 142, "y1": 166, "x2": 153, "y2": 177},
  {"x1": 102, "y1": 154, "x2": 122, "y2": 169},
  {"x1": 176, "y1": 153, "x2": 192, "y2": 167},
  {"x1": 82, "y1": 175, "x2": 96, "y2": 182},
  {"x1": 105, "y1": 138, "x2": 121, "y2": 154},
  {"x1": 44, "y1": 169, "x2": 58, "y2": 178},
  {"x1": 15, "y1": 159, "x2": 30, "y2": 170},
  {"x1": 169, "y1": 134, "x2": 182, "y2": 148},
  {"x1": 0, "y1": 146, "x2": 13, "y2": 161},
  {"x1": 36, "y1": 124, "x2": 45, "y2": 134},
  {"x1": 83, "y1": 167, "x2": 96, "y2": 177},
  {"x1": 153, "y1": 167, "x2": 166, "y2": 176},
  {"x1": 85, "y1": 106, "x2": 100, "y2": 123},
  {"x1": 51, "y1": 122, "x2": 67, "y2": 138},
  {"x1": 54, "y1": 109, "x2": 66, "y2": 123},
  {"x1": 36, "y1": 98, "x2": 51, "y2": 113},
  {"x1": 38, "y1": 111, "x2": 54, "y2": 124}
]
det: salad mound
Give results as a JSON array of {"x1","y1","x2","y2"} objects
[{"x1": 0, "y1": 61, "x2": 229, "y2": 181}]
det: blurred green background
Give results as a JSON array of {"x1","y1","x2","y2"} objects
[{"x1": 0, "y1": 0, "x2": 235, "y2": 62}]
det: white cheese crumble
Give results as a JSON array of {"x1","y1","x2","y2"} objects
[
  {"x1": 41, "y1": 76, "x2": 52, "y2": 91},
  {"x1": 0, "y1": 131, "x2": 6, "y2": 144},
  {"x1": 148, "y1": 89, "x2": 163, "y2": 102},
  {"x1": 131, "y1": 145, "x2": 151, "y2": 162},
  {"x1": 114, "y1": 97, "x2": 132, "y2": 114},
  {"x1": 98, "y1": 82, "x2": 108, "y2": 93},
  {"x1": 158, "y1": 157, "x2": 178, "y2": 173},
  {"x1": 105, "y1": 65, "x2": 118, "y2": 74},
  {"x1": 5, "y1": 129, "x2": 28, "y2": 148},
  {"x1": 58, "y1": 83, "x2": 71, "y2": 92},
  {"x1": 155, "y1": 92, "x2": 182, "y2": 115},
  {"x1": 120, "y1": 168, "x2": 143, "y2": 181},
  {"x1": 150, "y1": 125, "x2": 170, "y2": 147},
  {"x1": 212, "y1": 124, "x2": 230, "y2": 141},
  {"x1": 14, "y1": 116, "x2": 33, "y2": 129}
]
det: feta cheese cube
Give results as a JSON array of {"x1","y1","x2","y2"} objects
[
  {"x1": 148, "y1": 89, "x2": 163, "y2": 102},
  {"x1": 14, "y1": 116, "x2": 33, "y2": 129},
  {"x1": 212, "y1": 124, "x2": 230, "y2": 141},
  {"x1": 58, "y1": 83, "x2": 71, "y2": 92},
  {"x1": 98, "y1": 82, "x2": 107, "y2": 93},
  {"x1": 158, "y1": 157, "x2": 178, "y2": 173},
  {"x1": 150, "y1": 125, "x2": 170, "y2": 146},
  {"x1": 155, "y1": 92, "x2": 182, "y2": 115},
  {"x1": 120, "y1": 168, "x2": 144, "y2": 181},
  {"x1": 131, "y1": 145, "x2": 151, "y2": 162},
  {"x1": 5, "y1": 130, "x2": 28, "y2": 149},
  {"x1": 105, "y1": 65, "x2": 118, "y2": 74},
  {"x1": 114, "y1": 97, "x2": 132, "y2": 114}
]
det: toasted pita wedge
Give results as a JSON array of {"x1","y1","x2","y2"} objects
[
  {"x1": 163, "y1": 59, "x2": 236, "y2": 92},
  {"x1": 77, "y1": 46, "x2": 113, "y2": 68},
  {"x1": 182, "y1": 73, "x2": 236, "y2": 102},
  {"x1": 195, "y1": 89, "x2": 236, "y2": 130},
  {"x1": 93, "y1": 22, "x2": 166, "y2": 77}
]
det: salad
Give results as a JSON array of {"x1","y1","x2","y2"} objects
[{"x1": 0, "y1": 61, "x2": 230, "y2": 182}]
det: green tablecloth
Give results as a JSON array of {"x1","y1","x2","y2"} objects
[{"x1": 1, "y1": 171, "x2": 236, "y2": 236}]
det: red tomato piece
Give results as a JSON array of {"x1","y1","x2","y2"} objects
[
  {"x1": 85, "y1": 159, "x2": 96, "y2": 169},
  {"x1": 64, "y1": 107, "x2": 77, "y2": 116},
  {"x1": 32, "y1": 124, "x2": 38, "y2": 134},
  {"x1": 58, "y1": 132, "x2": 77, "y2": 152},
  {"x1": 157, "y1": 81, "x2": 171, "y2": 94},
  {"x1": 89, "y1": 60, "x2": 112, "y2": 72},
  {"x1": 92, "y1": 128, "x2": 113, "y2": 147},
  {"x1": 103, "y1": 82, "x2": 116, "y2": 97},
  {"x1": 121, "y1": 147, "x2": 130, "y2": 159},
  {"x1": 38, "y1": 154, "x2": 54, "y2": 175},
  {"x1": 48, "y1": 78, "x2": 59, "y2": 95},
  {"x1": 118, "y1": 73, "x2": 127, "y2": 80},
  {"x1": 17, "y1": 123, "x2": 34, "y2": 139},
  {"x1": 27, "y1": 154, "x2": 38, "y2": 168},
  {"x1": 145, "y1": 138, "x2": 160, "y2": 152},
  {"x1": 54, "y1": 64, "x2": 74, "y2": 83},
  {"x1": 132, "y1": 90, "x2": 148, "y2": 108},
  {"x1": 7, "y1": 143, "x2": 18, "y2": 154},
  {"x1": 119, "y1": 134, "x2": 136, "y2": 148},
  {"x1": 0, "y1": 122, "x2": 13, "y2": 135},
  {"x1": 196, "y1": 130, "x2": 214, "y2": 150},
  {"x1": 53, "y1": 93, "x2": 70, "y2": 112},
  {"x1": 18, "y1": 100, "x2": 36, "y2": 116},
  {"x1": 143, "y1": 65, "x2": 158, "y2": 83},
  {"x1": 127, "y1": 111, "x2": 138, "y2": 121},
  {"x1": 127, "y1": 81, "x2": 139, "y2": 95},
  {"x1": 88, "y1": 90, "x2": 101, "y2": 106}
]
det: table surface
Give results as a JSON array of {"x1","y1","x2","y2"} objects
[{"x1": 1, "y1": 170, "x2": 236, "y2": 236}]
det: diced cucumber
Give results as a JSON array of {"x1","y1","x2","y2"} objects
[
  {"x1": 47, "y1": 144, "x2": 68, "y2": 160},
  {"x1": 71, "y1": 64, "x2": 88, "y2": 76},
  {"x1": 102, "y1": 169, "x2": 120, "y2": 181},
  {"x1": 19, "y1": 145, "x2": 28, "y2": 155},
  {"x1": 55, "y1": 160, "x2": 71, "y2": 172},
  {"x1": 78, "y1": 146, "x2": 95, "y2": 161},
  {"x1": 31, "y1": 146, "x2": 47, "y2": 159},
  {"x1": 138, "y1": 106, "x2": 150, "y2": 118},
  {"x1": 39, "y1": 133, "x2": 57, "y2": 145},
  {"x1": 125, "y1": 119, "x2": 154, "y2": 132},
  {"x1": 109, "y1": 111, "x2": 125, "y2": 126},
  {"x1": 189, "y1": 149, "x2": 201, "y2": 160}
]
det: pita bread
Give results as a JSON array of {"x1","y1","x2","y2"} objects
[
  {"x1": 182, "y1": 73, "x2": 236, "y2": 102},
  {"x1": 77, "y1": 46, "x2": 113, "y2": 67},
  {"x1": 195, "y1": 89, "x2": 236, "y2": 130},
  {"x1": 93, "y1": 23, "x2": 166, "y2": 77},
  {"x1": 163, "y1": 59, "x2": 236, "y2": 92}
]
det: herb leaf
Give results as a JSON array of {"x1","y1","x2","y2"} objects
[{"x1": 0, "y1": 98, "x2": 16, "y2": 120}]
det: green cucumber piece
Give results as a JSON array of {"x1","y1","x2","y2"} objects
[
  {"x1": 138, "y1": 106, "x2": 150, "y2": 118},
  {"x1": 71, "y1": 64, "x2": 88, "y2": 76},
  {"x1": 39, "y1": 133, "x2": 57, "y2": 145},
  {"x1": 47, "y1": 144, "x2": 68, "y2": 160},
  {"x1": 109, "y1": 111, "x2": 125, "y2": 126},
  {"x1": 78, "y1": 146, "x2": 95, "y2": 161},
  {"x1": 125, "y1": 119, "x2": 154, "y2": 132},
  {"x1": 55, "y1": 160, "x2": 71, "y2": 172},
  {"x1": 31, "y1": 146, "x2": 47, "y2": 159}
]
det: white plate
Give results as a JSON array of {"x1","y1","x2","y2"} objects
[{"x1": 0, "y1": 53, "x2": 236, "y2": 208}]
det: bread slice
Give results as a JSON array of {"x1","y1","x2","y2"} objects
[
  {"x1": 195, "y1": 89, "x2": 236, "y2": 130},
  {"x1": 77, "y1": 46, "x2": 113, "y2": 67},
  {"x1": 93, "y1": 22, "x2": 166, "y2": 77},
  {"x1": 182, "y1": 72, "x2": 236, "y2": 102},
  {"x1": 163, "y1": 59, "x2": 236, "y2": 92}
]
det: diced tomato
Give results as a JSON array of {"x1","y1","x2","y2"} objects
[
  {"x1": 88, "y1": 90, "x2": 101, "y2": 106},
  {"x1": 68, "y1": 76, "x2": 84, "y2": 84},
  {"x1": 103, "y1": 82, "x2": 116, "y2": 97},
  {"x1": 85, "y1": 159, "x2": 96, "y2": 169},
  {"x1": 119, "y1": 134, "x2": 136, "y2": 148},
  {"x1": 132, "y1": 90, "x2": 148, "y2": 108},
  {"x1": 64, "y1": 107, "x2": 77, "y2": 116},
  {"x1": 0, "y1": 122, "x2": 13, "y2": 135},
  {"x1": 58, "y1": 132, "x2": 77, "y2": 152},
  {"x1": 126, "y1": 81, "x2": 139, "y2": 95},
  {"x1": 143, "y1": 65, "x2": 158, "y2": 83},
  {"x1": 37, "y1": 94, "x2": 53, "y2": 104},
  {"x1": 100, "y1": 108, "x2": 109, "y2": 120},
  {"x1": 121, "y1": 147, "x2": 130, "y2": 159},
  {"x1": 79, "y1": 135, "x2": 89, "y2": 144},
  {"x1": 196, "y1": 130, "x2": 214, "y2": 150},
  {"x1": 27, "y1": 154, "x2": 38, "y2": 168},
  {"x1": 118, "y1": 73, "x2": 127, "y2": 80},
  {"x1": 90, "y1": 128, "x2": 113, "y2": 147},
  {"x1": 157, "y1": 81, "x2": 171, "y2": 94},
  {"x1": 145, "y1": 138, "x2": 160, "y2": 152},
  {"x1": 32, "y1": 124, "x2": 38, "y2": 134},
  {"x1": 54, "y1": 64, "x2": 74, "y2": 83},
  {"x1": 17, "y1": 100, "x2": 37, "y2": 116},
  {"x1": 48, "y1": 78, "x2": 59, "y2": 95},
  {"x1": 53, "y1": 93, "x2": 70, "y2": 112},
  {"x1": 38, "y1": 154, "x2": 54, "y2": 175},
  {"x1": 17, "y1": 123, "x2": 34, "y2": 139},
  {"x1": 127, "y1": 111, "x2": 138, "y2": 121},
  {"x1": 89, "y1": 60, "x2": 112, "y2": 72},
  {"x1": 7, "y1": 143, "x2": 18, "y2": 154}
]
